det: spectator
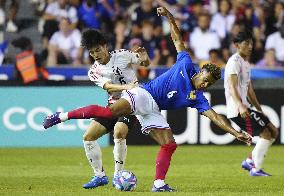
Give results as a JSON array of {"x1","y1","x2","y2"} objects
[
  {"x1": 130, "y1": 0, "x2": 162, "y2": 37},
  {"x1": 210, "y1": 0, "x2": 235, "y2": 41},
  {"x1": 190, "y1": 12, "x2": 220, "y2": 61},
  {"x1": 97, "y1": 0, "x2": 126, "y2": 33},
  {"x1": 77, "y1": 0, "x2": 101, "y2": 29},
  {"x1": 111, "y1": 18, "x2": 130, "y2": 50},
  {"x1": 42, "y1": 0, "x2": 78, "y2": 41},
  {"x1": 139, "y1": 20, "x2": 161, "y2": 66},
  {"x1": 0, "y1": 5, "x2": 4, "y2": 42},
  {"x1": 264, "y1": 2, "x2": 284, "y2": 37},
  {"x1": 200, "y1": 49, "x2": 225, "y2": 68},
  {"x1": 0, "y1": 0, "x2": 19, "y2": 32},
  {"x1": 265, "y1": 24, "x2": 284, "y2": 63},
  {"x1": 256, "y1": 49, "x2": 282, "y2": 68},
  {"x1": 186, "y1": 0, "x2": 204, "y2": 32},
  {"x1": 47, "y1": 17, "x2": 82, "y2": 66}
]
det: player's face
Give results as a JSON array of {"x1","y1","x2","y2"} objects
[
  {"x1": 194, "y1": 70, "x2": 216, "y2": 90},
  {"x1": 89, "y1": 45, "x2": 110, "y2": 64},
  {"x1": 237, "y1": 39, "x2": 253, "y2": 58}
]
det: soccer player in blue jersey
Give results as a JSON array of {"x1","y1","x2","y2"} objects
[{"x1": 44, "y1": 7, "x2": 251, "y2": 192}]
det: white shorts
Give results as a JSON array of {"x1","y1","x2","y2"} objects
[{"x1": 121, "y1": 87, "x2": 170, "y2": 134}]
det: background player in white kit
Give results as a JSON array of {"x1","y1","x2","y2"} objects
[
  {"x1": 69, "y1": 29, "x2": 150, "y2": 188},
  {"x1": 224, "y1": 31, "x2": 279, "y2": 176}
]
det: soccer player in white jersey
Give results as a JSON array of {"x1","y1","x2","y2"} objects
[
  {"x1": 57, "y1": 29, "x2": 150, "y2": 189},
  {"x1": 44, "y1": 8, "x2": 252, "y2": 192},
  {"x1": 224, "y1": 31, "x2": 279, "y2": 176}
]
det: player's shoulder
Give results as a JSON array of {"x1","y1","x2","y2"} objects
[
  {"x1": 111, "y1": 49, "x2": 138, "y2": 59},
  {"x1": 177, "y1": 51, "x2": 191, "y2": 62},
  {"x1": 227, "y1": 53, "x2": 241, "y2": 65}
]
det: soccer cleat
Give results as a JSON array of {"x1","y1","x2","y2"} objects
[
  {"x1": 152, "y1": 184, "x2": 176, "y2": 192},
  {"x1": 241, "y1": 160, "x2": 254, "y2": 171},
  {"x1": 83, "y1": 176, "x2": 109, "y2": 189},
  {"x1": 249, "y1": 169, "x2": 272, "y2": 176},
  {"x1": 43, "y1": 112, "x2": 61, "y2": 129},
  {"x1": 112, "y1": 174, "x2": 118, "y2": 187}
]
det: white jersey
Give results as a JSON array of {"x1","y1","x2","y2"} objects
[
  {"x1": 224, "y1": 53, "x2": 251, "y2": 118},
  {"x1": 88, "y1": 49, "x2": 141, "y2": 104}
]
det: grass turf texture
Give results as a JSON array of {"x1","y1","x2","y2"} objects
[{"x1": 0, "y1": 145, "x2": 283, "y2": 196}]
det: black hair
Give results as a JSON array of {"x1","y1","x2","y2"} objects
[
  {"x1": 81, "y1": 29, "x2": 109, "y2": 50},
  {"x1": 233, "y1": 30, "x2": 253, "y2": 43},
  {"x1": 202, "y1": 63, "x2": 221, "y2": 80}
]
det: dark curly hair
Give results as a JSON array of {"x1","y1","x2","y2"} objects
[
  {"x1": 202, "y1": 63, "x2": 221, "y2": 80},
  {"x1": 81, "y1": 29, "x2": 109, "y2": 50}
]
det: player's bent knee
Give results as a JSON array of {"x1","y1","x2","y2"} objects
[
  {"x1": 113, "y1": 130, "x2": 128, "y2": 139},
  {"x1": 83, "y1": 133, "x2": 98, "y2": 141},
  {"x1": 260, "y1": 128, "x2": 272, "y2": 140},
  {"x1": 113, "y1": 122, "x2": 128, "y2": 139}
]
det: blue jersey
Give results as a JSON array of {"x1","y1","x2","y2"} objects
[{"x1": 143, "y1": 51, "x2": 211, "y2": 113}]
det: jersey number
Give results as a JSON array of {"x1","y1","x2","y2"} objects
[{"x1": 119, "y1": 77, "x2": 126, "y2": 84}]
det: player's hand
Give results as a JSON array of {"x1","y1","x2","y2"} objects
[
  {"x1": 157, "y1": 7, "x2": 168, "y2": 17},
  {"x1": 235, "y1": 131, "x2": 252, "y2": 146},
  {"x1": 239, "y1": 104, "x2": 250, "y2": 118},
  {"x1": 134, "y1": 46, "x2": 146, "y2": 54},
  {"x1": 134, "y1": 47, "x2": 150, "y2": 66}
]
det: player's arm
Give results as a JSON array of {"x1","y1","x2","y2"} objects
[
  {"x1": 228, "y1": 74, "x2": 250, "y2": 118},
  {"x1": 202, "y1": 109, "x2": 252, "y2": 145},
  {"x1": 247, "y1": 81, "x2": 262, "y2": 112},
  {"x1": 157, "y1": 7, "x2": 186, "y2": 52},
  {"x1": 103, "y1": 81, "x2": 138, "y2": 93}
]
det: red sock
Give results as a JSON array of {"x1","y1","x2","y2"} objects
[
  {"x1": 155, "y1": 142, "x2": 177, "y2": 180},
  {"x1": 67, "y1": 105, "x2": 113, "y2": 119}
]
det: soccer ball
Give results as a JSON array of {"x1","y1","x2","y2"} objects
[{"x1": 113, "y1": 170, "x2": 137, "y2": 191}]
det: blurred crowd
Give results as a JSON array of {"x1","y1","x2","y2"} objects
[{"x1": 1, "y1": 0, "x2": 284, "y2": 71}]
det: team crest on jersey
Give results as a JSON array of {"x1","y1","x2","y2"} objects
[{"x1": 187, "y1": 90, "x2": 196, "y2": 100}]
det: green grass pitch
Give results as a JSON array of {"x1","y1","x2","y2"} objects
[{"x1": 0, "y1": 145, "x2": 284, "y2": 195}]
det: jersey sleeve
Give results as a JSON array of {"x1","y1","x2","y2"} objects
[
  {"x1": 88, "y1": 68, "x2": 110, "y2": 88},
  {"x1": 176, "y1": 51, "x2": 194, "y2": 71},
  {"x1": 226, "y1": 58, "x2": 241, "y2": 75},
  {"x1": 193, "y1": 95, "x2": 211, "y2": 113}
]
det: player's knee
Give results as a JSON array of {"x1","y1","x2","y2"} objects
[
  {"x1": 113, "y1": 125, "x2": 128, "y2": 139},
  {"x1": 271, "y1": 127, "x2": 279, "y2": 139},
  {"x1": 260, "y1": 128, "x2": 272, "y2": 140},
  {"x1": 83, "y1": 132, "x2": 97, "y2": 141}
]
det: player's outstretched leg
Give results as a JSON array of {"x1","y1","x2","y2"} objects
[
  {"x1": 150, "y1": 129, "x2": 177, "y2": 192},
  {"x1": 43, "y1": 100, "x2": 132, "y2": 129},
  {"x1": 43, "y1": 105, "x2": 113, "y2": 129}
]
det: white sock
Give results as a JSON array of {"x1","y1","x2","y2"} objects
[
  {"x1": 154, "y1": 179, "x2": 166, "y2": 188},
  {"x1": 59, "y1": 112, "x2": 68, "y2": 122},
  {"x1": 270, "y1": 138, "x2": 275, "y2": 145},
  {"x1": 83, "y1": 140, "x2": 105, "y2": 177},
  {"x1": 252, "y1": 138, "x2": 271, "y2": 171},
  {"x1": 113, "y1": 139, "x2": 127, "y2": 176}
]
